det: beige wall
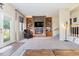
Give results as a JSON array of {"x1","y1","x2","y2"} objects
[
  {"x1": 71, "y1": 6, "x2": 79, "y2": 25},
  {"x1": 52, "y1": 15, "x2": 59, "y2": 37},
  {"x1": 15, "y1": 10, "x2": 25, "y2": 41},
  {"x1": 59, "y1": 9, "x2": 70, "y2": 40}
]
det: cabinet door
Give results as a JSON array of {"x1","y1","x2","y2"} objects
[{"x1": 46, "y1": 32, "x2": 52, "y2": 36}]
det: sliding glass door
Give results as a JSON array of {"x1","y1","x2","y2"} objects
[
  {"x1": 3, "y1": 16, "x2": 10, "y2": 42},
  {"x1": 0, "y1": 13, "x2": 11, "y2": 47}
]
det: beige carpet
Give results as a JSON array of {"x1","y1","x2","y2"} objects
[{"x1": 21, "y1": 37, "x2": 79, "y2": 49}]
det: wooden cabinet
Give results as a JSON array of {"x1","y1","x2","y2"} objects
[{"x1": 46, "y1": 32, "x2": 52, "y2": 36}]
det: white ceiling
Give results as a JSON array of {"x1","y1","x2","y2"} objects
[{"x1": 12, "y1": 3, "x2": 79, "y2": 16}]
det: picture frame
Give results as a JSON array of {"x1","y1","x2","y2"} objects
[{"x1": 73, "y1": 17, "x2": 77, "y2": 22}]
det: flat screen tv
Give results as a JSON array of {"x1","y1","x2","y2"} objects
[{"x1": 34, "y1": 22, "x2": 44, "y2": 27}]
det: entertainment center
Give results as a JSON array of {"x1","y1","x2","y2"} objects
[{"x1": 26, "y1": 16, "x2": 52, "y2": 37}]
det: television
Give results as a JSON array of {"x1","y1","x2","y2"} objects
[{"x1": 34, "y1": 22, "x2": 44, "y2": 27}]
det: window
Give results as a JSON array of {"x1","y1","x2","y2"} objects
[
  {"x1": 70, "y1": 27, "x2": 79, "y2": 37},
  {"x1": 73, "y1": 18, "x2": 77, "y2": 22},
  {"x1": 19, "y1": 16, "x2": 24, "y2": 31}
]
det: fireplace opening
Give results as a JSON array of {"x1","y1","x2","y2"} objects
[{"x1": 34, "y1": 22, "x2": 44, "y2": 34}]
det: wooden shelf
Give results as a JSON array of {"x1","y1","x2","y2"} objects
[
  {"x1": 26, "y1": 18, "x2": 33, "y2": 29},
  {"x1": 45, "y1": 17, "x2": 52, "y2": 36}
]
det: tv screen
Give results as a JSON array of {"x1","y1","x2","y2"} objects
[{"x1": 35, "y1": 22, "x2": 44, "y2": 27}]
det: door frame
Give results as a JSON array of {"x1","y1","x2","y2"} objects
[{"x1": 0, "y1": 11, "x2": 14, "y2": 48}]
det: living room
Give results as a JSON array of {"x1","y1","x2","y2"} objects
[{"x1": 0, "y1": 3, "x2": 79, "y2": 56}]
